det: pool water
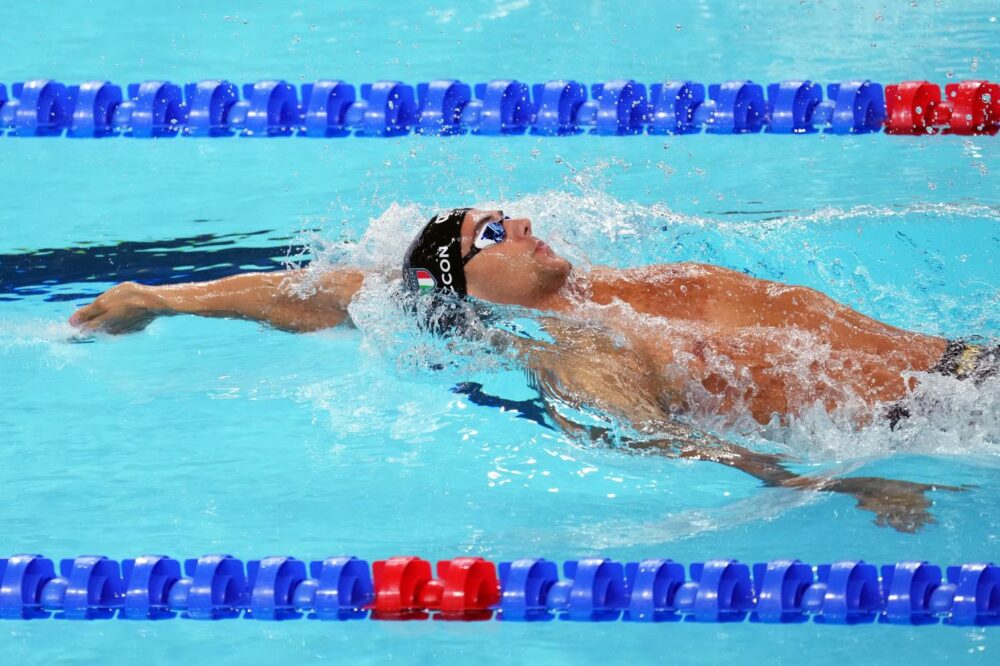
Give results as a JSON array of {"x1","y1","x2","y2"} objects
[{"x1": 1, "y1": 1, "x2": 999, "y2": 663}]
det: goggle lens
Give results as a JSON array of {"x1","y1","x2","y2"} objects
[{"x1": 474, "y1": 219, "x2": 507, "y2": 249}]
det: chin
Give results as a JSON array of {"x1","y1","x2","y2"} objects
[
  {"x1": 551, "y1": 251, "x2": 572, "y2": 271},
  {"x1": 541, "y1": 255, "x2": 572, "y2": 282}
]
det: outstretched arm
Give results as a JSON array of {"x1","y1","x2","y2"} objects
[
  {"x1": 69, "y1": 269, "x2": 365, "y2": 334},
  {"x1": 624, "y1": 433, "x2": 961, "y2": 533}
]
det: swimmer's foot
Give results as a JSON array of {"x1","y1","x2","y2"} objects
[{"x1": 823, "y1": 476, "x2": 966, "y2": 533}]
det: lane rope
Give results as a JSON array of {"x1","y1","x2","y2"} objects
[
  {"x1": 1, "y1": 78, "x2": 997, "y2": 138},
  {"x1": 1, "y1": 554, "x2": 997, "y2": 624}
]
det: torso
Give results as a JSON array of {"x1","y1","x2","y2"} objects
[{"x1": 546, "y1": 263, "x2": 947, "y2": 426}]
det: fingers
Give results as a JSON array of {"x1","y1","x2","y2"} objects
[
  {"x1": 78, "y1": 312, "x2": 110, "y2": 331},
  {"x1": 857, "y1": 490, "x2": 934, "y2": 533},
  {"x1": 923, "y1": 482, "x2": 971, "y2": 493},
  {"x1": 69, "y1": 302, "x2": 104, "y2": 326},
  {"x1": 887, "y1": 509, "x2": 934, "y2": 534},
  {"x1": 873, "y1": 507, "x2": 925, "y2": 533},
  {"x1": 71, "y1": 310, "x2": 122, "y2": 334}
]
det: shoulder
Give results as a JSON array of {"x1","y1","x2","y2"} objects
[{"x1": 595, "y1": 262, "x2": 746, "y2": 284}]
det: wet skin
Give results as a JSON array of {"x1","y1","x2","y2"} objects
[
  {"x1": 453, "y1": 209, "x2": 947, "y2": 426},
  {"x1": 69, "y1": 208, "x2": 961, "y2": 531}
]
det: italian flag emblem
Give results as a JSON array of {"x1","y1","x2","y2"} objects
[{"x1": 414, "y1": 268, "x2": 435, "y2": 292}]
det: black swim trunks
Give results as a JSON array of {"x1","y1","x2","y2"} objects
[
  {"x1": 887, "y1": 339, "x2": 999, "y2": 429},
  {"x1": 930, "y1": 338, "x2": 999, "y2": 381}
]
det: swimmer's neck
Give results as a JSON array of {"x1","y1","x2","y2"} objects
[
  {"x1": 518, "y1": 267, "x2": 605, "y2": 313},
  {"x1": 528, "y1": 289, "x2": 575, "y2": 313}
]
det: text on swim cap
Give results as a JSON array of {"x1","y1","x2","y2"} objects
[{"x1": 437, "y1": 245, "x2": 455, "y2": 290}]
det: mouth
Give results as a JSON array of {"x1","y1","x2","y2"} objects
[{"x1": 534, "y1": 239, "x2": 554, "y2": 257}]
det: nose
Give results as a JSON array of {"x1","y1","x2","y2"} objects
[{"x1": 505, "y1": 216, "x2": 532, "y2": 240}]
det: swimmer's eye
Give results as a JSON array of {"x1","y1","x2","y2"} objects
[
  {"x1": 463, "y1": 215, "x2": 509, "y2": 264},
  {"x1": 474, "y1": 218, "x2": 508, "y2": 249}
]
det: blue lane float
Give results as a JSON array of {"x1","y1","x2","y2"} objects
[
  {"x1": 112, "y1": 81, "x2": 185, "y2": 138},
  {"x1": 183, "y1": 80, "x2": 239, "y2": 137},
  {"x1": 0, "y1": 554, "x2": 997, "y2": 625},
  {"x1": 2, "y1": 77, "x2": 995, "y2": 137}
]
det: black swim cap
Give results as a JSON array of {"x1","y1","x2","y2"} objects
[{"x1": 402, "y1": 208, "x2": 471, "y2": 298}]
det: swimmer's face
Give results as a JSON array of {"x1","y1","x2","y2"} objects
[{"x1": 459, "y1": 209, "x2": 572, "y2": 306}]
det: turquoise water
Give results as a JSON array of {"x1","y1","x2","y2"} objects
[{"x1": 2, "y1": 1, "x2": 999, "y2": 663}]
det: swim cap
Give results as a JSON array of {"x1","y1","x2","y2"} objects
[{"x1": 402, "y1": 208, "x2": 471, "y2": 298}]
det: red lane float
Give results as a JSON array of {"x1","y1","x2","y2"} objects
[
  {"x1": 370, "y1": 556, "x2": 500, "y2": 620},
  {"x1": 886, "y1": 79, "x2": 1000, "y2": 135}
]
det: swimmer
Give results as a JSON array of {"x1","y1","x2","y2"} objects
[{"x1": 71, "y1": 208, "x2": 991, "y2": 531}]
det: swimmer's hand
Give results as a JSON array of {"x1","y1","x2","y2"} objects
[
  {"x1": 69, "y1": 282, "x2": 159, "y2": 334},
  {"x1": 795, "y1": 476, "x2": 965, "y2": 533}
]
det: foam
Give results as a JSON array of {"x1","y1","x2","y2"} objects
[{"x1": 0, "y1": 318, "x2": 90, "y2": 370}]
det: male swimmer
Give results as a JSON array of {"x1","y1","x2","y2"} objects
[{"x1": 71, "y1": 208, "x2": 996, "y2": 531}]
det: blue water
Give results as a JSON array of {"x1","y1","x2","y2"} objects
[{"x1": 2, "y1": 1, "x2": 999, "y2": 663}]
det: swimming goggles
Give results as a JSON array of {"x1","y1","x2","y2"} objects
[{"x1": 462, "y1": 215, "x2": 509, "y2": 264}]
